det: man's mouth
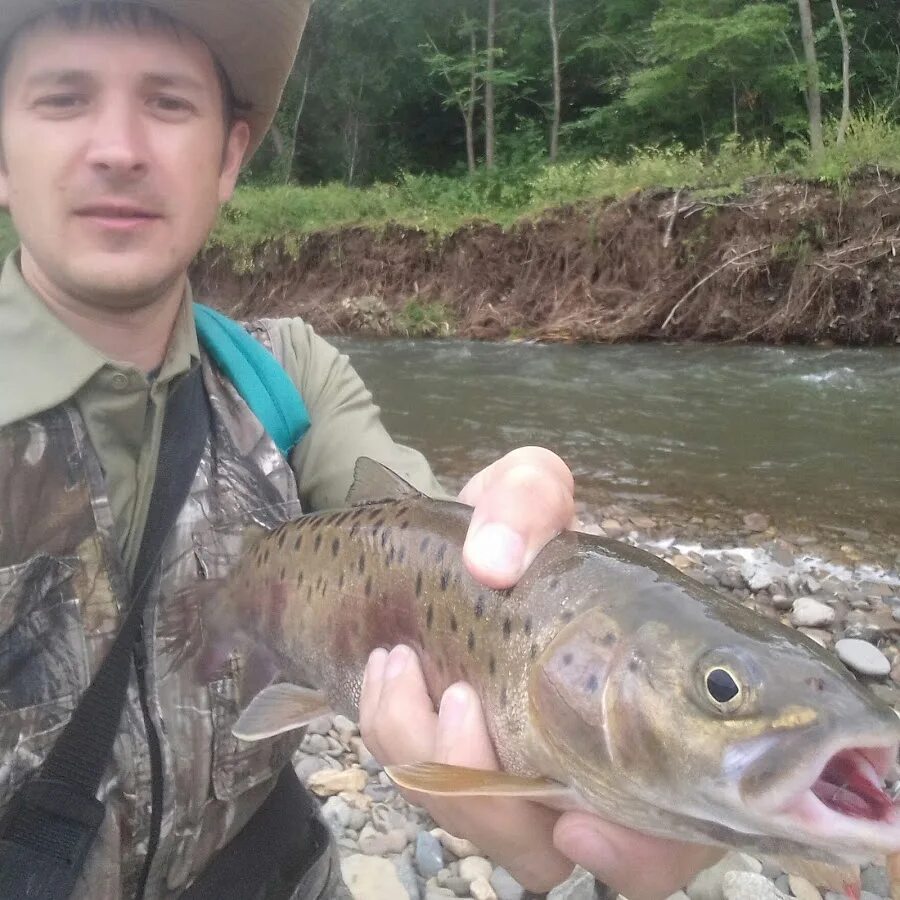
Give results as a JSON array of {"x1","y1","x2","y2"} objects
[{"x1": 74, "y1": 204, "x2": 162, "y2": 229}]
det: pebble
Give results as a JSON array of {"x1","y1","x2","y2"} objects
[
  {"x1": 357, "y1": 823, "x2": 389, "y2": 855},
  {"x1": 459, "y1": 857, "x2": 494, "y2": 884},
  {"x1": 547, "y1": 866, "x2": 597, "y2": 900},
  {"x1": 787, "y1": 874, "x2": 822, "y2": 900},
  {"x1": 341, "y1": 854, "x2": 411, "y2": 900},
  {"x1": 790, "y1": 597, "x2": 835, "y2": 628},
  {"x1": 722, "y1": 872, "x2": 788, "y2": 900},
  {"x1": 489, "y1": 868, "x2": 525, "y2": 900},
  {"x1": 321, "y1": 795, "x2": 353, "y2": 830},
  {"x1": 835, "y1": 638, "x2": 891, "y2": 676},
  {"x1": 687, "y1": 852, "x2": 762, "y2": 900},
  {"x1": 860, "y1": 865, "x2": 891, "y2": 896},
  {"x1": 306, "y1": 713, "x2": 333, "y2": 735},
  {"x1": 471, "y1": 877, "x2": 498, "y2": 900},
  {"x1": 432, "y1": 828, "x2": 482, "y2": 859},
  {"x1": 394, "y1": 855, "x2": 422, "y2": 900},
  {"x1": 307, "y1": 766, "x2": 369, "y2": 796},
  {"x1": 743, "y1": 512, "x2": 769, "y2": 532}
]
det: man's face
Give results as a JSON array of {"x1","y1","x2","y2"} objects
[{"x1": 0, "y1": 16, "x2": 250, "y2": 310}]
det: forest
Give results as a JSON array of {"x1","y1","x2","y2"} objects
[{"x1": 247, "y1": 0, "x2": 900, "y2": 187}]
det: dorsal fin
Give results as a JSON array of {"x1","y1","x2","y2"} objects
[{"x1": 345, "y1": 457, "x2": 424, "y2": 506}]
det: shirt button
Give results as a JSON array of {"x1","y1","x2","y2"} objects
[{"x1": 111, "y1": 372, "x2": 130, "y2": 391}]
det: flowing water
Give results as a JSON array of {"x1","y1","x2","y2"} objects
[{"x1": 331, "y1": 338, "x2": 899, "y2": 540}]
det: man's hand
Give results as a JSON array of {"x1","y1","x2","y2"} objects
[{"x1": 359, "y1": 447, "x2": 721, "y2": 896}]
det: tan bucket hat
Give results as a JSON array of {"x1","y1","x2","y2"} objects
[{"x1": 0, "y1": 0, "x2": 312, "y2": 162}]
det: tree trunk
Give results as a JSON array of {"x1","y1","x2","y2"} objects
[
  {"x1": 284, "y1": 58, "x2": 311, "y2": 184},
  {"x1": 796, "y1": 0, "x2": 825, "y2": 160},
  {"x1": 732, "y1": 78, "x2": 739, "y2": 136},
  {"x1": 829, "y1": 0, "x2": 851, "y2": 145},
  {"x1": 466, "y1": 25, "x2": 477, "y2": 173},
  {"x1": 548, "y1": 0, "x2": 561, "y2": 161},
  {"x1": 485, "y1": 0, "x2": 497, "y2": 168}
]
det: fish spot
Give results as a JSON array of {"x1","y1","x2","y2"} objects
[
  {"x1": 415, "y1": 572, "x2": 423, "y2": 598},
  {"x1": 601, "y1": 631, "x2": 617, "y2": 647},
  {"x1": 316, "y1": 575, "x2": 323, "y2": 593},
  {"x1": 426, "y1": 603, "x2": 434, "y2": 630},
  {"x1": 338, "y1": 572, "x2": 344, "y2": 590},
  {"x1": 549, "y1": 577, "x2": 559, "y2": 590},
  {"x1": 334, "y1": 510, "x2": 352, "y2": 526},
  {"x1": 306, "y1": 584, "x2": 313, "y2": 603},
  {"x1": 380, "y1": 529, "x2": 390, "y2": 550},
  {"x1": 397, "y1": 547, "x2": 406, "y2": 565},
  {"x1": 530, "y1": 643, "x2": 538, "y2": 660},
  {"x1": 277, "y1": 530, "x2": 288, "y2": 550},
  {"x1": 500, "y1": 685, "x2": 508, "y2": 706},
  {"x1": 489, "y1": 655, "x2": 496, "y2": 676},
  {"x1": 805, "y1": 676, "x2": 825, "y2": 692},
  {"x1": 321, "y1": 579, "x2": 327, "y2": 596},
  {"x1": 474, "y1": 595, "x2": 485, "y2": 619},
  {"x1": 314, "y1": 533, "x2": 322, "y2": 553},
  {"x1": 365, "y1": 576, "x2": 372, "y2": 598},
  {"x1": 523, "y1": 616, "x2": 533, "y2": 637},
  {"x1": 502, "y1": 617, "x2": 512, "y2": 640},
  {"x1": 436, "y1": 543, "x2": 447, "y2": 564},
  {"x1": 373, "y1": 516, "x2": 386, "y2": 529},
  {"x1": 467, "y1": 630, "x2": 476, "y2": 652},
  {"x1": 279, "y1": 566, "x2": 286, "y2": 581},
  {"x1": 358, "y1": 554, "x2": 365, "y2": 575},
  {"x1": 399, "y1": 520, "x2": 409, "y2": 530},
  {"x1": 440, "y1": 571, "x2": 450, "y2": 591},
  {"x1": 562, "y1": 652, "x2": 573, "y2": 667},
  {"x1": 585, "y1": 674, "x2": 599, "y2": 693},
  {"x1": 560, "y1": 611, "x2": 574, "y2": 624},
  {"x1": 331, "y1": 538, "x2": 340, "y2": 557},
  {"x1": 293, "y1": 533, "x2": 303, "y2": 551},
  {"x1": 386, "y1": 547, "x2": 395, "y2": 567},
  {"x1": 450, "y1": 613, "x2": 458, "y2": 633},
  {"x1": 420, "y1": 536, "x2": 431, "y2": 554},
  {"x1": 262, "y1": 548, "x2": 270, "y2": 565}
]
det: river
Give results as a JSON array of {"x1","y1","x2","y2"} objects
[{"x1": 331, "y1": 338, "x2": 899, "y2": 542}]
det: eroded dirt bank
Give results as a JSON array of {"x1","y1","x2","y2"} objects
[{"x1": 193, "y1": 176, "x2": 900, "y2": 344}]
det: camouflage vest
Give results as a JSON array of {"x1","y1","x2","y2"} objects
[{"x1": 0, "y1": 323, "x2": 306, "y2": 898}]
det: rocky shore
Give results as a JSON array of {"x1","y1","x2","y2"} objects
[{"x1": 290, "y1": 502, "x2": 899, "y2": 900}]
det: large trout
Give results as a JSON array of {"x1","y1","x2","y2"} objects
[{"x1": 182, "y1": 459, "x2": 900, "y2": 870}]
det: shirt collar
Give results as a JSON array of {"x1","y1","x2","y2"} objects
[{"x1": 0, "y1": 249, "x2": 201, "y2": 428}]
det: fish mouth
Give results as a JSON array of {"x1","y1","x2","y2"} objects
[{"x1": 745, "y1": 737, "x2": 900, "y2": 854}]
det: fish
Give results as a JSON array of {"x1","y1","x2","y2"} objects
[{"x1": 180, "y1": 457, "x2": 900, "y2": 875}]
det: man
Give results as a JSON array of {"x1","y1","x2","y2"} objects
[{"x1": 0, "y1": 2, "x2": 717, "y2": 897}]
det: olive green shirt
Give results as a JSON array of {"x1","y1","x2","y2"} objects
[{"x1": 0, "y1": 250, "x2": 443, "y2": 576}]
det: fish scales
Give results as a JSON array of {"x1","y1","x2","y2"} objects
[{"x1": 196, "y1": 458, "x2": 900, "y2": 870}]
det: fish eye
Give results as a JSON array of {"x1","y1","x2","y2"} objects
[{"x1": 705, "y1": 667, "x2": 742, "y2": 709}]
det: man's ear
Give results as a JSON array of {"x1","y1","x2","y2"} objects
[{"x1": 218, "y1": 119, "x2": 251, "y2": 204}]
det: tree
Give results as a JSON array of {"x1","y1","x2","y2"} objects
[
  {"x1": 485, "y1": 0, "x2": 498, "y2": 167},
  {"x1": 829, "y1": 0, "x2": 851, "y2": 144},
  {"x1": 548, "y1": 0, "x2": 562, "y2": 160},
  {"x1": 796, "y1": 0, "x2": 825, "y2": 158}
]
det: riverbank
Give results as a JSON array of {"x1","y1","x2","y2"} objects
[
  {"x1": 293, "y1": 503, "x2": 899, "y2": 900},
  {"x1": 194, "y1": 174, "x2": 900, "y2": 345}
]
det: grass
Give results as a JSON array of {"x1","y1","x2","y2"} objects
[{"x1": 2, "y1": 108, "x2": 899, "y2": 262}]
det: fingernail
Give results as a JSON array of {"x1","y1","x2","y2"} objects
[
  {"x1": 438, "y1": 683, "x2": 471, "y2": 731},
  {"x1": 385, "y1": 645, "x2": 410, "y2": 680},
  {"x1": 470, "y1": 523, "x2": 526, "y2": 581}
]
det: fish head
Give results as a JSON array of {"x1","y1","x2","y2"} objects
[{"x1": 529, "y1": 600, "x2": 900, "y2": 860}]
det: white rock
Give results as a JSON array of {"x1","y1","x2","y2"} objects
[
  {"x1": 459, "y1": 857, "x2": 494, "y2": 884},
  {"x1": 722, "y1": 872, "x2": 788, "y2": 900},
  {"x1": 835, "y1": 639, "x2": 891, "y2": 677},
  {"x1": 341, "y1": 854, "x2": 412, "y2": 900},
  {"x1": 547, "y1": 866, "x2": 597, "y2": 900},
  {"x1": 490, "y1": 867, "x2": 525, "y2": 900},
  {"x1": 471, "y1": 877, "x2": 498, "y2": 900},
  {"x1": 790, "y1": 598, "x2": 835, "y2": 629},
  {"x1": 306, "y1": 713, "x2": 333, "y2": 735},
  {"x1": 358, "y1": 823, "x2": 389, "y2": 855},
  {"x1": 333, "y1": 713, "x2": 359, "y2": 741},
  {"x1": 320, "y1": 795, "x2": 352, "y2": 830},
  {"x1": 788, "y1": 874, "x2": 822, "y2": 900},
  {"x1": 431, "y1": 828, "x2": 481, "y2": 859},
  {"x1": 687, "y1": 852, "x2": 762, "y2": 900},
  {"x1": 307, "y1": 766, "x2": 368, "y2": 796}
]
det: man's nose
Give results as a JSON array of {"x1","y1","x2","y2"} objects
[{"x1": 84, "y1": 101, "x2": 150, "y2": 175}]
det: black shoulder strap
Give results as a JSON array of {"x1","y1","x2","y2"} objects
[{"x1": 0, "y1": 366, "x2": 211, "y2": 899}]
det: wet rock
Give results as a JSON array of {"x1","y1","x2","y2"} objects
[
  {"x1": 294, "y1": 754, "x2": 336, "y2": 782},
  {"x1": 394, "y1": 855, "x2": 422, "y2": 900},
  {"x1": 432, "y1": 828, "x2": 482, "y2": 860},
  {"x1": 790, "y1": 597, "x2": 835, "y2": 628},
  {"x1": 860, "y1": 866, "x2": 890, "y2": 897},
  {"x1": 687, "y1": 853, "x2": 762, "y2": 900},
  {"x1": 471, "y1": 877, "x2": 498, "y2": 900},
  {"x1": 321, "y1": 795, "x2": 353, "y2": 830},
  {"x1": 601, "y1": 519, "x2": 624, "y2": 538},
  {"x1": 358, "y1": 823, "x2": 389, "y2": 855},
  {"x1": 416, "y1": 832, "x2": 446, "y2": 879},
  {"x1": 548, "y1": 866, "x2": 597, "y2": 900},
  {"x1": 341, "y1": 854, "x2": 411, "y2": 900},
  {"x1": 835, "y1": 638, "x2": 891, "y2": 677},
  {"x1": 797, "y1": 628, "x2": 832, "y2": 648},
  {"x1": 771, "y1": 593, "x2": 793, "y2": 611},
  {"x1": 743, "y1": 513, "x2": 769, "y2": 532},
  {"x1": 307, "y1": 714, "x2": 334, "y2": 735},
  {"x1": 722, "y1": 872, "x2": 788, "y2": 900},
  {"x1": 459, "y1": 857, "x2": 494, "y2": 883}
]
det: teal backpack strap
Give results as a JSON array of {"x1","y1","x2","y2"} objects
[{"x1": 193, "y1": 303, "x2": 310, "y2": 457}]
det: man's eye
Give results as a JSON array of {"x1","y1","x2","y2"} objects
[
  {"x1": 152, "y1": 96, "x2": 193, "y2": 114},
  {"x1": 36, "y1": 94, "x2": 84, "y2": 109}
]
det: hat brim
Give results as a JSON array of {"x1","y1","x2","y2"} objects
[{"x1": 0, "y1": 0, "x2": 311, "y2": 163}]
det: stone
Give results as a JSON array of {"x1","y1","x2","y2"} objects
[
  {"x1": 743, "y1": 513, "x2": 769, "y2": 532},
  {"x1": 293, "y1": 755, "x2": 335, "y2": 782},
  {"x1": 306, "y1": 714, "x2": 333, "y2": 735},
  {"x1": 790, "y1": 598, "x2": 835, "y2": 629},
  {"x1": 394, "y1": 855, "x2": 423, "y2": 900},
  {"x1": 357, "y1": 823, "x2": 389, "y2": 855},
  {"x1": 385, "y1": 827, "x2": 411, "y2": 853},
  {"x1": 722, "y1": 872, "x2": 788, "y2": 900},
  {"x1": 797, "y1": 628, "x2": 831, "y2": 648},
  {"x1": 431, "y1": 828, "x2": 482, "y2": 859},
  {"x1": 860, "y1": 865, "x2": 890, "y2": 897},
  {"x1": 442, "y1": 875, "x2": 473, "y2": 896},
  {"x1": 321, "y1": 795, "x2": 353, "y2": 830},
  {"x1": 416, "y1": 831, "x2": 446, "y2": 879},
  {"x1": 490, "y1": 867, "x2": 525, "y2": 900},
  {"x1": 687, "y1": 852, "x2": 762, "y2": 900},
  {"x1": 341, "y1": 854, "x2": 412, "y2": 900},
  {"x1": 601, "y1": 519, "x2": 624, "y2": 538},
  {"x1": 771, "y1": 593, "x2": 793, "y2": 611},
  {"x1": 459, "y1": 857, "x2": 494, "y2": 884},
  {"x1": 835, "y1": 639, "x2": 891, "y2": 677},
  {"x1": 302, "y1": 733, "x2": 330, "y2": 754},
  {"x1": 547, "y1": 866, "x2": 597, "y2": 900},
  {"x1": 351, "y1": 737, "x2": 382, "y2": 774},
  {"x1": 471, "y1": 878, "x2": 498, "y2": 900},
  {"x1": 787, "y1": 875, "x2": 822, "y2": 900},
  {"x1": 307, "y1": 766, "x2": 368, "y2": 796},
  {"x1": 333, "y1": 714, "x2": 359, "y2": 741}
]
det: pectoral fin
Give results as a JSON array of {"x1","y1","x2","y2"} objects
[
  {"x1": 385, "y1": 762, "x2": 570, "y2": 802},
  {"x1": 232, "y1": 683, "x2": 331, "y2": 742}
]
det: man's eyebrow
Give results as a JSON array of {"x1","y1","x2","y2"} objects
[{"x1": 23, "y1": 69, "x2": 209, "y2": 93}]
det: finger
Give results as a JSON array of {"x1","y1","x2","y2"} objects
[
  {"x1": 554, "y1": 812, "x2": 723, "y2": 900},
  {"x1": 359, "y1": 645, "x2": 438, "y2": 765},
  {"x1": 463, "y1": 459, "x2": 574, "y2": 588},
  {"x1": 358, "y1": 647, "x2": 389, "y2": 758}
]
